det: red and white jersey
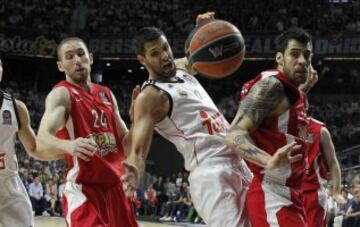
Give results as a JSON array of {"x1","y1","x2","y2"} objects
[
  {"x1": 143, "y1": 69, "x2": 236, "y2": 171},
  {"x1": 55, "y1": 81, "x2": 125, "y2": 188},
  {"x1": 0, "y1": 91, "x2": 20, "y2": 178},
  {"x1": 241, "y1": 69, "x2": 308, "y2": 189},
  {"x1": 302, "y1": 118, "x2": 329, "y2": 191}
]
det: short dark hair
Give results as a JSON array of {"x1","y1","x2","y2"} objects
[
  {"x1": 133, "y1": 27, "x2": 165, "y2": 55},
  {"x1": 275, "y1": 28, "x2": 312, "y2": 53},
  {"x1": 57, "y1": 37, "x2": 88, "y2": 60}
]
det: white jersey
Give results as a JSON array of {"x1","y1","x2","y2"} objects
[
  {"x1": 0, "y1": 91, "x2": 19, "y2": 178},
  {"x1": 142, "y1": 69, "x2": 237, "y2": 171}
]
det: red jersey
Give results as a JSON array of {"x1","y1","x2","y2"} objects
[
  {"x1": 241, "y1": 69, "x2": 308, "y2": 190},
  {"x1": 56, "y1": 81, "x2": 125, "y2": 188},
  {"x1": 302, "y1": 118, "x2": 329, "y2": 191}
]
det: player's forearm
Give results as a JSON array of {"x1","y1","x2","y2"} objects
[
  {"x1": 225, "y1": 128, "x2": 271, "y2": 168},
  {"x1": 36, "y1": 131, "x2": 69, "y2": 159},
  {"x1": 26, "y1": 148, "x2": 62, "y2": 161},
  {"x1": 125, "y1": 149, "x2": 147, "y2": 177},
  {"x1": 329, "y1": 163, "x2": 342, "y2": 195}
]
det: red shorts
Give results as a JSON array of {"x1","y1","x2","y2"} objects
[
  {"x1": 62, "y1": 182, "x2": 138, "y2": 227},
  {"x1": 246, "y1": 177, "x2": 307, "y2": 227},
  {"x1": 303, "y1": 189, "x2": 327, "y2": 227}
]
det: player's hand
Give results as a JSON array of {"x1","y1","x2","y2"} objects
[
  {"x1": 196, "y1": 12, "x2": 215, "y2": 27},
  {"x1": 66, "y1": 137, "x2": 98, "y2": 161},
  {"x1": 307, "y1": 64, "x2": 318, "y2": 88},
  {"x1": 121, "y1": 161, "x2": 140, "y2": 197},
  {"x1": 265, "y1": 142, "x2": 302, "y2": 170},
  {"x1": 333, "y1": 193, "x2": 346, "y2": 205},
  {"x1": 129, "y1": 85, "x2": 140, "y2": 122}
]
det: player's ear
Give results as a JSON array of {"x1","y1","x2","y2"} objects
[
  {"x1": 137, "y1": 55, "x2": 146, "y2": 66},
  {"x1": 276, "y1": 52, "x2": 284, "y2": 66},
  {"x1": 89, "y1": 53, "x2": 94, "y2": 65},
  {"x1": 57, "y1": 61, "x2": 64, "y2": 72}
]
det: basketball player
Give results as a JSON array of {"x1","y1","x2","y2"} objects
[
  {"x1": 121, "y1": 13, "x2": 254, "y2": 227},
  {"x1": 225, "y1": 28, "x2": 314, "y2": 227},
  {"x1": 302, "y1": 117, "x2": 345, "y2": 227},
  {"x1": 0, "y1": 57, "x2": 36, "y2": 227},
  {"x1": 36, "y1": 37, "x2": 138, "y2": 227}
]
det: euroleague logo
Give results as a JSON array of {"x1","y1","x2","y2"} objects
[{"x1": 208, "y1": 45, "x2": 223, "y2": 58}]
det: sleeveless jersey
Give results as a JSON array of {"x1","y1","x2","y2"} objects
[
  {"x1": 142, "y1": 69, "x2": 236, "y2": 171},
  {"x1": 302, "y1": 118, "x2": 329, "y2": 191},
  {"x1": 241, "y1": 69, "x2": 308, "y2": 189},
  {"x1": 0, "y1": 90, "x2": 20, "y2": 178},
  {"x1": 55, "y1": 81, "x2": 125, "y2": 188}
]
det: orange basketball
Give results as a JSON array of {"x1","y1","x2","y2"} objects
[{"x1": 185, "y1": 19, "x2": 245, "y2": 79}]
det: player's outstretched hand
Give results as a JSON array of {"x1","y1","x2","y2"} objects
[
  {"x1": 307, "y1": 64, "x2": 318, "y2": 88},
  {"x1": 196, "y1": 12, "x2": 215, "y2": 26},
  {"x1": 333, "y1": 193, "x2": 346, "y2": 205},
  {"x1": 67, "y1": 137, "x2": 98, "y2": 161},
  {"x1": 266, "y1": 142, "x2": 302, "y2": 170},
  {"x1": 121, "y1": 161, "x2": 140, "y2": 197}
]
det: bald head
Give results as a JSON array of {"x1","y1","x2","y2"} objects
[{"x1": 57, "y1": 37, "x2": 88, "y2": 60}]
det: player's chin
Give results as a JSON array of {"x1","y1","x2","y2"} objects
[{"x1": 162, "y1": 68, "x2": 176, "y2": 78}]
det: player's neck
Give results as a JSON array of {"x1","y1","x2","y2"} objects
[
  {"x1": 150, "y1": 74, "x2": 178, "y2": 82},
  {"x1": 67, "y1": 78, "x2": 92, "y2": 93}
]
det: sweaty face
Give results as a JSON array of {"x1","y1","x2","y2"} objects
[
  {"x1": 140, "y1": 35, "x2": 176, "y2": 80},
  {"x1": 57, "y1": 41, "x2": 93, "y2": 84},
  {"x1": 277, "y1": 39, "x2": 312, "y2": 86}
]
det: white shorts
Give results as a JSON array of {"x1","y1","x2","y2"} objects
[
  {"x1": 188, "y1": 157, "x2": 253, "y2": 227},
  {"x1": 0, "y1": 175, "x2": 33, "y2": 227}
]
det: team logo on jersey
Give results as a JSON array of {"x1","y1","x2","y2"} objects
[
  {"x1": 199, "y1": 110, "x2": 227, "y2": 135},
  {"x1": 2, "y1": 110, "x2": 12, "y2": 125},
  {"x1": 99, "y1": 91, "x2": 112, "y2": 105},
  {"x1": 176, "y1": 89, "x2": 188, "y2": 98},
  {"x1": 306, "y1": 132, "x2": 314, "y2": 143},
  {"x1": 89, "y1": 132, "x2": 117, "y2": 157}
]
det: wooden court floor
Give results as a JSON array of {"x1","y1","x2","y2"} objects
[{"x1": 0, "y1": 217, "x2": 176, "y2": 227}]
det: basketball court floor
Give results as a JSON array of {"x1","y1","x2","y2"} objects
[
  {"x1": 33, "y1": 216, "x2": 171, "y2": 227},
  {"x1": 31, "y1": 216, "x2": 206, "y2": 227}
]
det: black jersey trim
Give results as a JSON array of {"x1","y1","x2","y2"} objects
[
  {"x1": 0, "y1": 89, "x2": 3, "y2": 110},
  {"x1": 142, "y1": 81, "x2": 173, "y2": 118}
]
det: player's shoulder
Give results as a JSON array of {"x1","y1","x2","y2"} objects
[
  {"x1": 309, "y1": 117, "x2": 325, "y2": 127},
  {"x1": 252, "y1": 71, "x2": 284, "y2": 93},
  {"x1": 14, "y1": 99, "x2": 27, "y2": 112},
  {"x1": 46, "y1": 86, "x2": 71, "y2": 107},
  {"x1": 140, "y1": 84, "x2": 169, "y2": 103}
]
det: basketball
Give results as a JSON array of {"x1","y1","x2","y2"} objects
[{"x1": 185, "y1": 19, "x2": 245, "y2": 79}]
